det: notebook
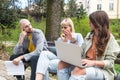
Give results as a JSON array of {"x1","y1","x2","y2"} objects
[{"x1": 55, "y1": 41, "x2": 86, "y2": 68}]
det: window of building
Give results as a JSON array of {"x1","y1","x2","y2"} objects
[
  {"x1": 109, "y1": 2, "x2": 114, "y2": 11},
  {"x1": 97, "y1": 4, "x2": 102, "y2": 10}
]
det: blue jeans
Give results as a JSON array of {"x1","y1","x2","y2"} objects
[
  {"x1": 36, "y1": 51, "x2": 60, "y2": 80},
  {"x1": 58, "y1": 66, "x2": 104, "y2": 80}
]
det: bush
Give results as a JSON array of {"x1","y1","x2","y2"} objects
[
  {"x1": 110, "y1": 19, "x2": 120, "y2": 39},
  {"x1": 72, "y1": 17, "x2": 90, "y2": 38}
]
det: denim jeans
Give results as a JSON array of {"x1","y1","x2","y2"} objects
[
  {"x1": 36, "y1": 51, "x2": 60, "y2": 80},
  {"x1": 58, "y1": 66, "x2": 105, "y2": 80},
  {"x1": 57, "y1": 65, "x2": 74, "y2": 80}
]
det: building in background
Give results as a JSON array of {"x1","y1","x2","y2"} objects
[{"x1": 76, "y1": 0, "x2": 120, "y2": 19}]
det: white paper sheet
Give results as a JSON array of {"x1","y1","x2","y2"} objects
[{"x1": 4, "y1": 61, "x2": 25, "y2": 75}]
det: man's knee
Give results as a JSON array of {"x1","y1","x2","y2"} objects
[
  {"x1": 9, "y1": 53, "x2": 24, "y2": 60},
  {"x1": 9, "y1": 54, "x2": 18, "y2": 60},
  {"x1": 9, "y1": 54, "x2": 15, "y2": 60},
  {"x1": 30, "y1": 55, "x2": 39, "y2": 61},
  {"x1": 29, "y1": 55, "x2": 39, "y2": 66}
]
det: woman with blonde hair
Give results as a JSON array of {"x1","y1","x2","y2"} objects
[
  {"x1": 57, "y1": 11, "x2": 120, "y2": 80},
  {"x1": 36, "y1": 18, "x2": 84, "y2": 80}
]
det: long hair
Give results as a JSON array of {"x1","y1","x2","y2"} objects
[{"x1": 89, "y1": 11, "x2": 110, "y2": 57}]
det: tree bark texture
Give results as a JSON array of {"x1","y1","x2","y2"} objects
[{"x1": 45, "y1": 0, "x2": 63, "y2": 41}]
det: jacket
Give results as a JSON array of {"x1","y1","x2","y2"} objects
[
  {"x1": 13, "y1": 28, "x2": 48, "y2": 61},
  {"x1": 81, "y1": 33, "x2": 120, "y2": 80}
]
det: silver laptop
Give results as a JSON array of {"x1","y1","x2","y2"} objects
[{"x1": 55, "y1": 41, "x2": 86, "y2": 68}]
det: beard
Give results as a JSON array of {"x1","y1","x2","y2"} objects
[{"x1": 27, "y1": 28, "x2": 33, "y2": 33}]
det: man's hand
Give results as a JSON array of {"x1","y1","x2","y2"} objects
[
  {"x1": 19, "y1": 30, "x2": 27, "y2": 45},
  {"x1": 13, "y1": 56, "x2": 24, "y2": 65},
  {"x1": 21, "y1": 30, "x2": 27, "y2": 38}
]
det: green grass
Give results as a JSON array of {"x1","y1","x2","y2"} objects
[{"x1": 115, "y1": 64, "x2": 120, "y2": 73}]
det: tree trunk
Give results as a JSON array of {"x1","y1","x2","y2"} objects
[{"x1": 45, "y1": 0, "x2": 63, "y2": 41}]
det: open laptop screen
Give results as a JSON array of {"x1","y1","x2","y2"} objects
[{"x1": 55, "y1": 41, "x2": 86, "y2": 68}]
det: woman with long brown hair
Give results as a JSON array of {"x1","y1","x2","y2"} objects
[{"x1": 57, "y1": 11, "x2": 120, "y2": 80}]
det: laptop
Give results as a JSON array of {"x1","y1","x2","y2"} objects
[{"x1": 55, "y1": 41, "x2": 86, "y2": 68}]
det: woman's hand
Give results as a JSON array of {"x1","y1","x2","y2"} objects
[
  {"x1": 61, "y1": 29, "x2": 75, "y2": 42},
  {"x1": 61, "y1": 33, "x2": 68, "y2": 42},
  {"x1": 81, "y1": 59, "x2": 95, "y2": 67},
  {"x1": 63, "y1": 30, "x2": 73, "y2": 39}
]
